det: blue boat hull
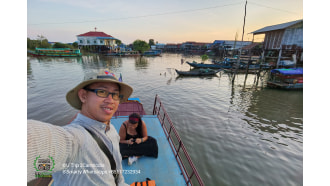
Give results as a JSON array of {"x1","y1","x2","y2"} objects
[
  {"x1": 267, "y1": 82, "x2": 303, "y2": 90},
  {"x1": 267, "y1": 68, "x2": 303, "y2": 90},
  {"x1": 186, "y1": 62, "x2": 223, "y2": 68}
]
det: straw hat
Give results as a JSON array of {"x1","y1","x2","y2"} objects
[{"x1": 66, "y1": 70, "x2": 133, "y2": 110}]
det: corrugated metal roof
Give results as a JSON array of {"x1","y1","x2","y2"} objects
[{"x1": 251, "y1": 19, "x2": 303, "y2": 34}]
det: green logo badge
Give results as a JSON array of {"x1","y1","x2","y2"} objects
[{"x1": 34, "y1": 155, "x2": 55, "y2": 178}]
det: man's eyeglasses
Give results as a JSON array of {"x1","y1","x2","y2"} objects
[{"x1": 84, "y1": 88, "x2": 123, "y2": 100}]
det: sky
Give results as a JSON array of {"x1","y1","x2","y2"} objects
[{"x1": 27, "y1": 0, "x2": 303, "y2": 44}]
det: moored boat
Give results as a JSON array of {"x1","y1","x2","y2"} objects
[
  {"x1": 186, "y1": 61, "x2": 223, "y2": 69},
  {"x1": 28, "y1": 48, "x2": 82, "y2": 57},
  {"x1": 111, "y1": 95, "x2": 204, "y2": 185},
  {"x1": 104, "y1": 51, "x2": 141, "y2": 57},
  {"x1": 223, "y1": 68, "x2": 260, "y2": 74},
  {"x1": 267, "y1": 68, "x2": 303, "y2": 90},
  {"x1": 212, "y1": 57, "x2": 238, "y2": 69},
  {"x1": 176, "y1": 68, "x2": 221, "y2": 76},
  {"x1": 143, "y1": 50, "x2": 162, "y2": 56},
  {"x1": 239, "y1": 63, "x2": 272, "y2": 70}
]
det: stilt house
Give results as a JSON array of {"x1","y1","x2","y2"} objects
[
  {"x1": 77, "y1": 29, "x2": 118, "y2": 52},
  {"x1": 251, "y1": 19, "x2": 303, "y2": 66}
]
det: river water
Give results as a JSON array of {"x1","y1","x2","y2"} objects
[{"x1": 27, "y1": 53, "x2": 303, "y2": 186}]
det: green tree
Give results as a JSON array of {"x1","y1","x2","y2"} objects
[
  {"x1": 27, "y1": 36, "x2": 51, "y2": 49},
  {"x1": 72, "y1": 42, "x2": 78, "y2": 48},
  {"x1": 149, "y1": 39, "x2": 155, "y2": 46},
  {"x1": 201, "y1": 54, "x2": 209, "y2": 63},
  {"x1": 53, "y1": 42, "x2": 71, "y2": 48},
  {"x1": 36, "y1": 35, "x2": 51, "y2": 48},
  {"x1": 133, "y1": 40, "x2": 150, "y2": 54},
  {"x1": 27, "y1": 38, "x2": 35, "y2": 49},
  {"x1": 115, "y1": 39, "x2": 122, "y2": 46},
  {"x1": 40, "y1": 39, "x2": 51, "y2": 48}
]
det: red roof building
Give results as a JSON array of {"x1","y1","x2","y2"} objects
[
  {"x1": 77, "y1": 31, "x2": 113, "y2": 38},
  {"x1": 76, "y1": 30, "x2": 117, "y2": 47}
]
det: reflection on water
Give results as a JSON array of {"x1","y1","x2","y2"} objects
[
  {"x1": 27, "y1": 54, "x2": 303, "y2": 186},
  {"x1": 246, "y1": 90, "x2": 302, "y2": 134},
  {"x1": 135, "y1": 57, "x2": 149, "y2": 69},
  {"x1": 27, "y1": 61, "x2": 35, "y2": 88}
]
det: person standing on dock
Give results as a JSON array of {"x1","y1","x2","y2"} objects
[{"x1": 27, "y1": 70, "x2": 133, "y2": 186}]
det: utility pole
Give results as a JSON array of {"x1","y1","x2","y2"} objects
[{"x1": 232, "y1": 0, "x2": 247, "y2": 84}]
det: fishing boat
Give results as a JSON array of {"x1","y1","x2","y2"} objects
[
  {"x1": 267, "y1": 68, "x2": 303, "y2": 90},
  {"x1": 143, "y1": 50, "x2": 162, "y2": 56},
  {"x1": 28, "y1": 48, "x2": 82, "y2": 57},
  {"x1": 175, "y1": 68, "x2": 221, "y2": 76},
  {"x1": 104, "y1": 51, "x2": 141, "y2": 57},
  {"x1": 186, "y1": 61, "x2": 223, "y2": 69},
  {"x1": 212, "y1": 57, "x2": 238, "y2": 65},
  {"x1": 111, "y1": 95, "x2": 204, "y2": 185},
  {"x1": 223, "y1": 69, "x2": 260, "y2": 74},
  {"x1": 212, "y1": 57, "x2": 238, "y2": 69}
]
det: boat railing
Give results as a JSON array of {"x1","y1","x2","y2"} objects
[{"x1": 152, "y1": 95, "x2": 204, "y2": 186}]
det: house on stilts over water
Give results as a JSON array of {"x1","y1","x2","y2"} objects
[
  {"x1": 77, "y1": 28, "x2": 119, "y2": 53},
  {"x1": 251, "y1": 19, "x2": 303, "y2": 68}
]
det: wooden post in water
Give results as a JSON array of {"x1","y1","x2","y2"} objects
[
  {"x1": 276, "y1": 45, "x2": 282, "y2": 68},
  {"x1": 243, "y1": 34, "x2": 254, "y2": 89},
  {"x1": 232, "y1": 0, "x2": 247, "y2": 84},
  {"x1": 255, "y1": 61, "x2": 262, "y2": 89}
]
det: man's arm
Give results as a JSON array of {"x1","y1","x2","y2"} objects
[{"x1": 27, "y1": 120, "x2": 76, "y2": 182}]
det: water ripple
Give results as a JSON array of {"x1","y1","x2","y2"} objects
[{"x1": 27, "y1": 54, "x2": 303, "y2": 186}]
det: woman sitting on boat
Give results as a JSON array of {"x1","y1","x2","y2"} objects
[{"x1": 119, "y1": 113, "x2": 158, "y2": 164}]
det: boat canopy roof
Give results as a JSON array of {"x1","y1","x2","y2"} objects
[
  {"x1": 36, "y1": 48, "x2": 72, "y2": 50},
  {"x1": 271, "y1": 68, "x2": 303, "y2": 75}
]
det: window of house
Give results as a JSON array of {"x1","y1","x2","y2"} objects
[
  {"x1": 87, "y1": 40, "x2": 90, "y2": 44},
  {"x1": 100, "y1": 40, "x2": 103, "y2": 44},
  {"x1": 80, "y1": 40, "x2": 83, "y2": 43},
  {"x1": 94, "y1": 40, "x2": 97, "y2": 44}
]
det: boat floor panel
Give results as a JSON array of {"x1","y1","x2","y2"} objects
[{"x1": 111, "y1": 115, "x2": 186, "y2": 186}]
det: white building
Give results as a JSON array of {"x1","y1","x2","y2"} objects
[{"x1": 76, "y1": 30, "x2": 118, "y2": 52}]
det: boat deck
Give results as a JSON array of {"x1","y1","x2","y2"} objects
[
  {"x1": 111, "y1": 115, "x2": 187, "y2": 186},
  {"x1": 114, "y1": 99, "x2": 146, "y2": 117}
]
